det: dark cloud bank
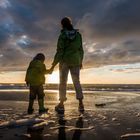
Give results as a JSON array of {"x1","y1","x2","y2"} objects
[{"x1": 0, "y1": 0, "x2": 140, "y2": 71}]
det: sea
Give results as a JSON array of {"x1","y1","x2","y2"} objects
[{"x1": 0, "y1": 83, "x2": 140, "y2": 92}]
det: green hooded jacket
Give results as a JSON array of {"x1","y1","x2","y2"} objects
[
  {"x1": 25, "y1": 60, "x2": 47, "y2": 86},
  {"x1": 52, "y1": 29, "x2": 84, "y2": 67}
]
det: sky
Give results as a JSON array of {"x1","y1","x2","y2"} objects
[{"x1": 0, "y1": 0, "x2": 140, "y2": 84}]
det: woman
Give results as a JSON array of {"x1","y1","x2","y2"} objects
[{"x1": 50, "y1": 17, "x2": 84, "y2": 112}]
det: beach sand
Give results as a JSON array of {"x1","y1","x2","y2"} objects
[{"x1": 0, "y1": 91, "x2": 140, "y2": 140}]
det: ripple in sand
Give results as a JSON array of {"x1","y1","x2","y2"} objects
[
  {"x1": 43, "y1": 134, "x2": 52, "y2": 137},
  {"x1": 0, "y1": 108, "x2": 13, "y2": 111},
  {"x1": 50, "y1": 125, "x2": 94, "y2": 131},
  {"x1": 68, "y1": 126, "x2": 94, "y2": 131},
  {"x1": 15, "y1": 133, "x2": 31, "y2": 138},
  {"x1": 31, "y1": 122, "x2": 48, "y2": 129},
  {"x1": 112, "y1": 118, "x2": 117, "y2": 121},
  {"x1": 0, "y1": 118, "x2": 44, "y2": 128},
  {"x1": 120, "y1": 133, "x2": 140, "y2": 140}
]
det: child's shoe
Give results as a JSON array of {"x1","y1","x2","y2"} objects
[
  {"x1": 27, "y1": 108, "x2": 34, "y2": 114},
  {"x1": 39, "y1": 108, "x2": 49, "y2": 114}
]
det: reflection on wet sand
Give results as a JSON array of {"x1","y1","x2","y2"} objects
[
  {"x1": 27, "y1": 126, "x2": 44, "y2": 140},
  {"x1": 1, "y1": 92, "x2": 140, "y2": 140},
  {"x1": 58, "y1": 115, "x2": 66, "y2": 140},
  {"x1": 72, "y1": 117, "x2": 83, "y2": 140},
  {"x1": 57, "y1": 114, "x2": 84, "y2": 140}
]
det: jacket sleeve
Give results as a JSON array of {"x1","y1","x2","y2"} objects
[
  {"x1": 52, "y1": 34, "x2": 65, "y2": 66},
  {"x1": 37, "y1": 63, "x2": 48, "y2": 74},
  {"x1": 25, "y1": 69, "x2": 28, "y2": 82},
  {"x1": 25, "y1": 63, "x2": 31, "y2": 82},
  {"x1": 79, "y1": 33, "x2": 84, "y2": 63},
  {"x1": 42, "y1": 64, "x2": 51, "y2": 74}
]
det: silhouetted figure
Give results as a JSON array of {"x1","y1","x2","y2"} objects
[
  {"x1": 25, "y1": 53, "x2": 50, "y2": 114},
  {"x1": 50, "y1": 17, "x2": 84, "y2": 113}
]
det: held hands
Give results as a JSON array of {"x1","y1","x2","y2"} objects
[
  {"x1": 26, "y1": 82, "x2": 29, "y2": 87},
  {"x1": 46, "y1": 69, "x2": 51, "y2": 74},
  {"x1": 80, "y1": 64, "x2": 83, "y2": 69},
  {"x1": 46, "y1": 65, "x2": 55, "y2": 74}
]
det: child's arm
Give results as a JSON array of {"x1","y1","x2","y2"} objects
[
  {"x1": 45, "y1": 69, "x2": 52, "y2": 74},
  {"x1": 41, "y1": 64, "x2": 52, "y2": 74}
]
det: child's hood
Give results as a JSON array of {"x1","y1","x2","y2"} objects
[{"x1": 29, "y1": 60, "x2": 43, "y2": 68}]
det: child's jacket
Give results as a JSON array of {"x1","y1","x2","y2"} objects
[{"x1": 25, "y1": 60, "x2": 46, "y2": 86}]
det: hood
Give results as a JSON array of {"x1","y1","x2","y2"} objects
[{"x1": 63, "y1": 29, "x2": 78, "y2": 40}]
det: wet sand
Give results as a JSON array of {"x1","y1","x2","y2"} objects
[{"x1": 0, "y1": 91, "x2": 140, "y2": 140}]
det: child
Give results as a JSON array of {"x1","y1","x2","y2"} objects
[{"x1": 25, "y1": 53, "x2": 50, "y2": 114}]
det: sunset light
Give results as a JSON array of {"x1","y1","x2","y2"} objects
[
  {"x1": 47, "y1": 70, "x2": 73, "y2": 84},
  {"x1": 47, "y1": 71, "x2": 59, "y2": 84},
  {"x1": 1, "y1": 1, "x2": 140, "y2": 139}
]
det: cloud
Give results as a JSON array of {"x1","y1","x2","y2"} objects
[
  {"x1": 109, "y1": 63, "x2": 140, "y2": 73},
  {"x1": 0, "y1": 0, "x2": 140, "y2": 71},
  {"x1": 77, "y1": 0, "x2": 140, "y2": 40},
  {"x1": 84, "y1": 39, "x2": 140, "y2": 68},
  {"x1": 0, "y1": 0, "x2": 11, "y2": 9}
]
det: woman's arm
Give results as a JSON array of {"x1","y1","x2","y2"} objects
[
  {"x1": 51, "y1": 34, "x2": 65, "y2": 68},
  {"x1": 79, "y1": 33, "x2": 84, "y2": 66}
]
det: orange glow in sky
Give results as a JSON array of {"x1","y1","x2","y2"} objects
[{"x1": 1, "y1": 65, "x2": 140, "y2": 84}]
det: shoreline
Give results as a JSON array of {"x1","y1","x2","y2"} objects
[{"x1": 0, "y1": 91, "x2": 140, "y2": 140}]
